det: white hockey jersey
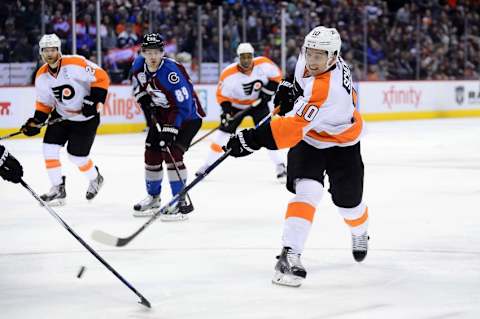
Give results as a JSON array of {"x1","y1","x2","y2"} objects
[
  {"x1": 269, "y1": 54, "x2": 363, "y2": 149},
  {"x1": 34, "y1": 55, "x2": 109, "y2": 122},
  {"x1": 216, "y1": 56, "x2": 282, "y2": 110}
]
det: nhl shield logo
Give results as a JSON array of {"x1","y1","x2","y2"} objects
[{"x1": 455, "y1": 86, "x2": 464, "y2": 105}]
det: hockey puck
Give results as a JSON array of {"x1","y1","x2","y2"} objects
[{"x1": 77, "y1": 266, "x2": 86, "y2": 278}]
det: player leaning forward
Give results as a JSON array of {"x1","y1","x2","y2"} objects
[
  {"x1": 226, "y1": 27, "x2": 369, "y2": 287},
  {"x1": 21, "y1": 34, "x2": 109, "y2": 205},
  {"x1": 131, "y1": 33, "x2": 204, "y2": 220}
]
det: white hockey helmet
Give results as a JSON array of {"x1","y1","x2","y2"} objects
[
  {"x1": 237, "y1": 42, "x2": 254, "y2": 56},
  {"x1": 39, "y1": 34, "x2": 62, "y2": 55},
  {"x1": 304, "y1": 26, "x2": 341, "y2": 67}
]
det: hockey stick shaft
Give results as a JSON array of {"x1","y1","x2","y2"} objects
[
  {"x1": 92, "y1": 149, "x2": 231, "y2": 247},
  {"x1": 0, "y1": 117, "x2": 68, "y2": 141},
  {"x1": 19, "y1": 180, "x2": 151, "y2": 308},
  {"x1": 190, "y1": 99, "x2": 261, "y2": 147},
  {"x1": 255, "y1": 106, "x2": 280, "y2": 128}
]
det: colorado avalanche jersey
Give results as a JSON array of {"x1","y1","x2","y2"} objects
[
  {"x1": 34, "y1": 55, "x2": 109, "y2": 122},
  {"x1": 131, "y1": 56, "x2": 205, "y2": 127}
]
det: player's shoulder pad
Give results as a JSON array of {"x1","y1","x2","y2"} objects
[
  {"x1": 159, "y1": 58, "x2": 187, "y2": 86},
  {"x1": 35, "y1": 63, "x2": 49, "y2": 80},
  {"x1": 132, "y1": 55, "x2": 146, "y2": 73}
]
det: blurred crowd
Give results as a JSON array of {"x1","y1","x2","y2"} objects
[{"x1": 0, "y1": 0, "x2": 478, "y2": 82}]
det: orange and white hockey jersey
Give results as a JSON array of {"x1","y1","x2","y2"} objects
[
  {"x1": 267, "y1": 54, "x2": 363, "y2": 150},
  {"x1": 216, "y1": 56, "x2": 282, "y2": 110},
  {"x1": 35, "y1": 55, "x2": 109, "y2": 122}
]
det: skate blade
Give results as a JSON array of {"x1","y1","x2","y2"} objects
[
  {"x1": 132, "y1": 208, "x2": 159, "y2": 218},
  {"x1": 159, "y1": 213, "x2": 189, "y2": 222},
  {"x1": 39, "y1": 198, "x2": 66, "y2": 207},
  {"x1": 271, "y1": 271, "x2": 303, "y2": 287}
]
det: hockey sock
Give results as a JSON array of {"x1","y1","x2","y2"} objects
[
  {"x1": 204, "y1": 130, "x2": 230, "y2": 166},
  {"x1": 267, "y1": 149, "x2": 284, "y2": 165},
  {"x1": 337, "y1": 203, "x2": 369, "y2": 235},
  {"x1": 167, "y1": 161, "x2": 187, "y2": 196},
  {"x1": 281, "y1": 179, "x2": 323, "y2": 254},
  {"x1": 68, "y1": 154, "x2": 98, "y2": 180},
  {"x1": 145, "y1": 164, "x2": 163, "y2": 196},
  {"x1": 43, "y1": 143, "x2": 63, "y2": 186}
]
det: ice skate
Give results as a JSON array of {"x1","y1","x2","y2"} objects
[
  {"x1": 272, "y1": 247, "x2": 306, "y2": 287},
  {"x1": 86, "y1": 166, "x2": 104, "y2": 200},
  {"x1": 352, "y1": 232, "x2": 369, "y2": 262},
  {"x1": 159, "y1": 195, "x2": 191, "y2": 222},
  {"x1": 195, "y1": 164, "x2": 209, "y2": 177},
  {"x1": 133, "y1": 195, "x2": 161, "y2": 217},
  {"x1": 275, "y1": 163, "x2": 287, "y2": 183},
  {"x1": 40, "y1": 176, "x2": 66, "y2": 206}
]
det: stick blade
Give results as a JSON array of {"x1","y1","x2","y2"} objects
[
  {"x1": 91, "y1": 230, "x2": 121, "y2": 246},
  {"x1": 139, "y1": 297, "x2": 151, "y2": 308}
]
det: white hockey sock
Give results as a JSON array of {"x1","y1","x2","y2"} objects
[
  {"x1": 68, "y1": 154, "x2": 98, "y2": 181},
  {"x1": 203, "y1": 130, "x2": 231, "y2": 166},
  {"x1": 43, "y1": 143, "x2": 63, "y2": 186},
  {"x1": 281, "y1": 179, "x2": 324, "y2": 254},
  {"x1": 267, "y1": 149, "x2": 284, "y2": 165},
  {"x1": 337, "y1": 202, "x2": 369, "y2": 235}
]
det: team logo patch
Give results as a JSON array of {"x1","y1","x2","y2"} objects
[
  {"x1": 52, "y1": 84, "x2": 75, "y2": 102},
  {"x1": 138, "y1": 72, "x2": 147, "y2": 84},
  {"x1": 168, "y1": 72, "x2": 180, "y2": 84},
  {"x1": 242, "y1": 80, "x2": 263, "y2": 96}
]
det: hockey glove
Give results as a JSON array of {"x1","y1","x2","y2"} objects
[
  {"x1": 82, "y1": 96, "x2": 99, "y2": 117},
  {"x1": 259, "y1": 80, "x2": 279, "y2": 105},
  {"x1": 273, "y1": 79, "x2": 295, "y2": 116},
  {"x1": 21, "y1": 111, "x2": 49, "y2": 136},
  {"x1": 0, "y1": 147, "x2": 23, "y2": 184},
  {"x1": 82, "y1": 87, "x2": 108, "y2": 117},
  {"x1": 158, "y1": 125, "x2": 179, "y2": 148},
  {"x1": 224, "y1": 129, "x2": 261, "y2": 158}
]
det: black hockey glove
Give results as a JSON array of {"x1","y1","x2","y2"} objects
[
  {"x1": 220, "y1": 101, "x2": 235, "y2": 126},
  {"x1": 158, "y1": 124, "x2": 179, "y2": 148},
  {"x1": 259, "y1": 80, "x2": 279, "y2": 105},
  {"x1": 220, "y1": 112, "x2": 233, "y2": 125},
  {"x1": 0, "y1": 146, "x2": 23, "y2": 184},
  {"x1": 82, "y1": 87, "x2": 108, "y2": 117},
  {"x1": 82, "y1": 96, "x2": 99, "y2": 117},
  {"x1": 224, "y1": 129, "x2": 261, "y2": 158},
  {"x1": 21, "y1": 110, "x2": 49, "y2": 136},
  {"x1": 273, "y1": 79, "x2": 295, "y2": 116}
]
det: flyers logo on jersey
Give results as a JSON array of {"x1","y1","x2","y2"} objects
[
  {"x1": 242, "y1": 80, "x2": 263, "y2": 96},
  {"x1": 52, "y1": 84, "x2": 76, "y2": 102}
]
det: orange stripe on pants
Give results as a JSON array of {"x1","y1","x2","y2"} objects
[
  {"x1": 285, "y1": 202, "x2": 316, "y2": 223},
  {"x1": 344, "y1": 207, "x2": 369, "y2": 227},
  {"x1": 45, "y1": 159, "x2": 61, "y2": 169},
  {"x1": 79, "y1": 159, "x2": 93, "y2": 172},
  {"x1": 210, "y1": 143, "x2": 223, "y2": 153}
]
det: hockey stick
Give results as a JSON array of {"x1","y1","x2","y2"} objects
[
  {"x1": 165, "y1": 146, "x2": 193, "y2": 206},
  {"x1": 0, "y1": 117, "x2": 66, "y2": 141},
  {"x1": 92, "y1": 149, "x2": 232, "y2": 247},
  {"x1": 19, "y1": 179, "x2": 151, "y2": 308},
  {"x1": 190, "y1": 99, "x2": 262, "y2": 147},
  {"x1": 255, "y1": 106, "x2": 280, "y2": 128},
  {"x1": 147, "y1": 114, "x2": 194, "y2": 207}
]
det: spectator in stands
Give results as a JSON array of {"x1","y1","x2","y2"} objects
[{"x1": 117, "y1": 22, "x2": 138, "y2": 48}]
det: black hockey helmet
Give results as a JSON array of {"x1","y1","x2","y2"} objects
[{"x1": 141, "y1": 33, "x2": 165, "y2": 50}]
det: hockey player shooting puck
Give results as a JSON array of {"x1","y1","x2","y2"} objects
[{"x1": 77, "y1": 266, "x2": 86, "y2": 278}]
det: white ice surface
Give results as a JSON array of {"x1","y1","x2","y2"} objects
[{"x1": 1, "y1": 118, "x2": 480, "y2": 318}]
